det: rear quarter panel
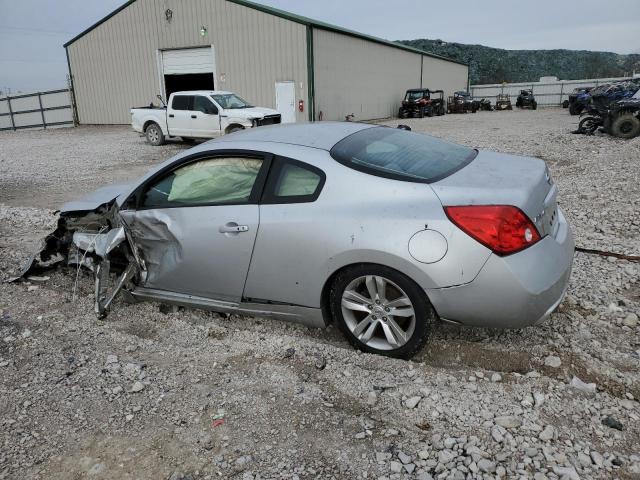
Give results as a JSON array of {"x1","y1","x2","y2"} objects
[{"x1": 242, "y1": 144, "x2": 491, "y2": 309}]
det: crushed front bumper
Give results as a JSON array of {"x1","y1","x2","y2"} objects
[{"x1": 427, "y1": 209, "x2": 574, "y2": 328}]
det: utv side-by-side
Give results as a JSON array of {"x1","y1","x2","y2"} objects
[
  {"x1": 447, "y1": 91, "x2": 477, "y2": 114},
  {"x1": 494, "y1": 93, "x2": 513, "y2": 111},
  {"x1": 398, "y1": 89, "x2": 446, "y2": 118},
  {"x1": 516, "y1": 90, "x2": 537, "y2": 110}
]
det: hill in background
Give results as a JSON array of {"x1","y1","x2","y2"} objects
[{"x1": 399, "y1": 39, "x2": 640, "y2": 85}]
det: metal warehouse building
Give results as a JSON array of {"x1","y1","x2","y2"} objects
[{"x1": 65, "y1": 0, "x2": 468, "y2": 125}]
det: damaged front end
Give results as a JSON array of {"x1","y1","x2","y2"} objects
[{"x1": 10, "y1": 200, "x2": 141, "y2": 318}]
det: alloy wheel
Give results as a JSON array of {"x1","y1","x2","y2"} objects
[{"x1": 341, "y1": 275, "x2": 416, "y2": 350}]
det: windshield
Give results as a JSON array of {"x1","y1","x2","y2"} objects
[
  {"x1": 405, "y1": 91, "x2": 426, "y2": 101},
  {"x1": 210, "y1": 93, "x2": 253, "y2": 109},
  {"x1": 330, "y1": 127, "x2": 477, "y2": 183}
]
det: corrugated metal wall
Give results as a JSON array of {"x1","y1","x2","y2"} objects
[
  {"x1": 470, "y1": 76, "x2": 634, "y2": 106},
  {"x1": 422, "y1": 56, "x2": 469, "y2": 98},
  {"x1": 67, "y1": 0, "x2": 308, "y2": 124},
  {"x1": 312, "y1": 29, "x2": 422, "y2": 121}
]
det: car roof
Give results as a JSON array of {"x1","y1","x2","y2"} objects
[
  {"x1": 172, "y1": 90, "x2": 234, "y2": 96},
  {"x1": 212, "y1": 121, "x2": 376, "y2": 150}
]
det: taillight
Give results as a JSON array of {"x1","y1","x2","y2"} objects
[{"x1": 445, "y1": 205, "x2": 541, "y2": 256}]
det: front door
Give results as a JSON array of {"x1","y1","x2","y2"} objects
[
  {"x1": 123, "y1": 153, "x2": 268, "y2": 302},
  {"x1": 191, "y1": 95, "x2": 221, "y2": 138},
  {"x1": 275, "y1": 81, "x2": 296, "y2": 123}
]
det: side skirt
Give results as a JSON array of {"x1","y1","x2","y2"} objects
[{"x1": 129, "y1": 287, "x2": 327, "y2": 329}]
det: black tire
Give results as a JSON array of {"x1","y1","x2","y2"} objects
[
  {"x1": 532, "y1": 101, "x2": 537, "y2": 110},
  {"x1": 145, "y1": 123, "x2": 165, "y2": 146},
  {"x1": 329, "y1": 264, "x2": 435, "y2": 359},
  {"x1": 398, "y1": 108, "x2": 405, "y2": 119},
  {"x1": 426, "y1": 107, "x2": 434, "y2": 118},
  {"x1": 226, "y1": 125, "x2": 244, "y2": 134},
  {"x1": 569, "y1": 104, "x2": 580, "y2": 116},
  {"x1": 417, "y1": 107, "x2": 425, "y2": 119},
  {"x1": 578, "y1": 116, "x2": 600, "y2": 135},
  {"x1": 562, "y1": 100, "x2": 569, "y2": 109},
  {"x1": 611, "y1": 113, "x2": 640, "y2": 139}
]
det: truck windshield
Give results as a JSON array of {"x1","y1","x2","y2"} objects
[{"x1": 210, "y1": 94, "x2": 253, "y2": 109}]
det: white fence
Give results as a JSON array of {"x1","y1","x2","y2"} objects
[
  {"x1": 0, "y1": 88, "x2": 75, "y2": 131},
  {"x1": 470, "y1": 76, "x2": 635, "y2": 107}
]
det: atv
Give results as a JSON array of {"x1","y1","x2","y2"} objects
[
  {"x1": 398, "y1": 89, "x2": 445, "y2": 118},
  {"x1": 575, "y1": 86, "x2": 640, "y2": 139},
  {"x1": 568, "y1": 87, "x2": 592, "y2": 115},
  {"x1": 516, "y1": 89, "x2": 537, "y2": 109},
  {"x1": 494, "y1": 93, "x2": 512, "y2": 111},
  {"x1": 478, "y1": 98, "x2": 493, "y2": 111},
  {"x1": 447, "y1": 91, "x2": 477, "y2": 114}
]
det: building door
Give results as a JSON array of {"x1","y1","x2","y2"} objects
[
  {"x1": 161, "y1": 47, "x2": 216, "y2": 100},
  {"x1": 275, "y1": 81, "x2": 296, "y2": 123}
]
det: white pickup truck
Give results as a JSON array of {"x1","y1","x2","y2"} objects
[{"x1": 131, "y1": 90, "x2": 281, "y2": 145}]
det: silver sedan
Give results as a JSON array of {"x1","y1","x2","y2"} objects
[{"x1": 18, "y1": 122, "x2": 574, "y2": 359}]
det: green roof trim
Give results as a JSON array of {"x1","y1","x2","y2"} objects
[{"x1": 64, "y1": 0, "x2": 467, "y2": 67}]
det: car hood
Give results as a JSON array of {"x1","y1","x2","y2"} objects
[
  {"x1": 61, "y1": 182, "x2": 132, "y2": 213},
  {"x1": 224, "y1": 106, "x2": 280, "y2": 119}
]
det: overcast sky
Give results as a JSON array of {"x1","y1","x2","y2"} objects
[{"x1": 1, "y1": 0, "x2": 638, "y2": 94}]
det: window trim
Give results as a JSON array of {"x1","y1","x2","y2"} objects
[
  {"x1": 261, "y1": 156, "x2": 326, "y2": 205},
  {"x1": 124, "y1": 150, "x2": 273, "y2": 211},
  {"x1": 329, "y1": 126, "x2": 477, "y2": 184}
]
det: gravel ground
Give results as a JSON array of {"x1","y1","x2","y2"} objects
[{"x1": 0, "y1": 109, "x2": 639, "y2": 480}]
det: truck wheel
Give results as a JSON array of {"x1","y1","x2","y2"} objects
[
  {"x1": 145, "y1": 123, "x2": 165, "y2": 146},
  {"x1": 226, "y1": 125, "x2": 244, "y2": 134},
  {"x1": 611, "y1": 113, "x2": 640, "y2": 139}
]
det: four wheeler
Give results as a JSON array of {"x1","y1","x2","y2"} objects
[
  {"x1": 576, "y1": 88, "x2": 640, "y2": 139},
  {"x1": 568, "y1": 87, "x2": 592, "y2": 115},
  {"x1": 494, "y1": 93, "x2": 512, "y2": 111},
  {"x1": 398, "y1": 89, "x2": 446, "y2": 118},
  {"x1": 516, "y1": 90, "x2": 537, "y2": 110},
  {"x1": 447, "y1": 91, "x2": 477, "y2": 114},
  {"x1": 478, "y1": 98, "x2": 493, "y2": 111}
]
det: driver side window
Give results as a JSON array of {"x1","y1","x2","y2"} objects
[
  {"x1": 193, "y1": 96, "x2": 217, "y2": 114},
  {"x1": 141, "y1": 156, "x2": 263, "y2": 208}
]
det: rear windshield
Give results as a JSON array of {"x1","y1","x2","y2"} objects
[{"x1": 330, "y1": 127, "x2": 476, "y2": 183}]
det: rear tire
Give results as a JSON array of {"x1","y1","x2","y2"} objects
[
  {"x1": 611, "y1": 113, "x2": 640, "y2": 139},
  {"x1": 532, "y1": 101, "x2": 537, "y2": 110},
  {"x1": 145, "y1": 123, "x2": 165, "y2": 146},
  {"x1": 329, "y1": 264, "x2": 434, "y2": 359}
]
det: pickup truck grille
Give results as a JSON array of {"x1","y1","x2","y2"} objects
[{"x1": 257, "y1": 114, "x2": 281, "y2": 126}]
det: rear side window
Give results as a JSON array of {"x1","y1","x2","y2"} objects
[
  {"x1": 262, "y1": 157, "x2": 325, "y2": 204},
  {"x1": 330, "y1": 127, "x2": 476, "y2": 183},
  {"x1": 172, "y1": 95, "x2": 192, "y2": 110}
]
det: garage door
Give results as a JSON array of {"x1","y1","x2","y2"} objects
[{"x1": 162, "y1": 47, "x2": 215, "y2": 75}]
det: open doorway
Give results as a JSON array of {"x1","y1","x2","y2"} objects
[{"x1": 164, "y1": 73, "x2": 215, "y2": 99}]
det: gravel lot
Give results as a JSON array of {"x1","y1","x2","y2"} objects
[{"x1": 1, "y1": 109, "x2": 639, "y2": 480}]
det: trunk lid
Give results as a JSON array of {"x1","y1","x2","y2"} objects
[{"x1": 431, "y1": 150, "x2": 559, "y2": 238}]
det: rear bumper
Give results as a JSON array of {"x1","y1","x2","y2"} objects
[{"x1": 427, "y1": 209, "x2": 574, "y2": 328}]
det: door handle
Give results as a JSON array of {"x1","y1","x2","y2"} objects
[
  {"x1": 191, "y1": 115, "x2": 197, "y2": 119},
  {"x1": 219, "y1": 223, "x2": 249, "y2": 233},
  {"x1": 169, "y1": 114, "x2": 174, "y2": 118}
]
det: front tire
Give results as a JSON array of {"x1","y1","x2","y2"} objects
[
  {"x1": 329, "y1": 264, "x2": 434, "y2": 359},
  {"x1": 145, "y1": 123, "x2": 165, "y2": 146}
]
